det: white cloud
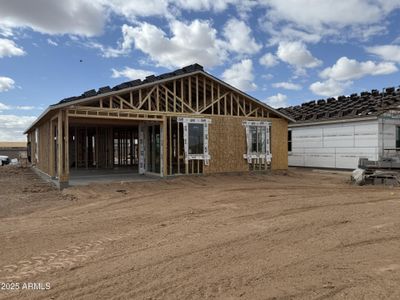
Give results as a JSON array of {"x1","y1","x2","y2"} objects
[
  {"x1": 15, "y1": 106, "x2": 35, "y2": 110},
  {"x1": 276, "y1": 41, "x2": 322, "y2": 70},
  {"x1": 111, "y1": 67, "x2": 153, "y2": 80},
  {"x1": 260, "y1": 0, "x2": 400, "y2": 43},
  {"x1": 109, "y1": 20, "x2": 227, "y2": 68},
  {"x1": 259, "y1": 53, "x2": 278, "y2": 67},
  {"x1": 101, "y1": 0, "x2": 170, "y2": 20},
  {"x1": 0, "y1": 0, "x2": 106, "y2": 37},
  {"x1": 320, "y1": 56, "x2": 398, "y2": 81},
  {"x1": 222, "y1": 59, "x2": 257, "y2": 92},
  {"x1": 309, "y1": 79, "x2": 352, "y2": 97},
  {"x1": 366, "y1": 45, "x2": 400, "y2": 63},
  {"x1": 0, "y1": 77, "x2": 15, "y2": 92},
  {"x1": 222, "y1": 18, "x2": 261, "y2": 55},
  {"x1": 47, "y1": 38, "x2": 58, "y2": 46},
  {"x1": 0, "y1": 38, "x2": 25, "y2": 58},
  {"x1": 0, "y1": 102, "x2": 38, "y2": 112},
  {"x1": 264, "y1": 93, "x2": 287, "y2": 108},
  {"x1": 272, "y1": 82, "x2": 302, "y2": 90},
  {"x1": 172, "y1": 0, "x2": 232, "y2": 12},
  {"x1": 0, "y1": 102, "x2": 11, "y2": 111},
  {"x1": 0, "y1": 114, "x2": 36, "y2": 141}
]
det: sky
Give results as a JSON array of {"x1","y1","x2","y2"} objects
[{"x1": 1, "y1": 1, "x2": 400, "y2": 141}]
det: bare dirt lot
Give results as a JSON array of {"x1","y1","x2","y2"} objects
[{"x1": 1, "y1": 166, "x2": 400, "y2": 299}]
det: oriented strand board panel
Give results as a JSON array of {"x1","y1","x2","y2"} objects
[
  {"x1": 270, "y1": 118, "x2": 288, "y2": 170},
  {"x1": 203, "y1": 116, "x2": 248, "y2": 173},
  {"x1": 204, "y1": 116, "x2": 288, "y2": 174}
]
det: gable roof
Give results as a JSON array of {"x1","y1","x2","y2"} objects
[
  {"x1": 278, "y1": 87, "x2": 400, "y2": 125},
  {"x1": 25, "y1": 64, "x2": 294, "y2": 133}
]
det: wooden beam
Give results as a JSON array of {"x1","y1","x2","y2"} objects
[
  {"x1": 49, "y1": 120, "x2": 55, "y2": 177},
  {"x1": 211, "y1": 81, "x2": 214, "y2": 114},
  {"x1": 165, "y1": 86, "x2": 169, "y2": 112},
  {"x1": 156, "y1": 85, "x2": 160, "y2": 111},
  {"x1": 57, "y1": 110, "x2": 63, "y2": 180},
  {"x1": 115, "y1": 95, "x2": 136, "y2": 109},
  {"x1": 181, "y1": 79, "x2": 184, "y2": 113},
  {"x1": 64, "y1": 111, "x2": 69, "y2": 178},
  {"x1": 217, "y1": 84, "x2": 220, "y2": 115},
  {"x1": 169, "y1": 117, "x2": 172, "y2": 175},
  {"x1": 196, "y1": 75, "x2": 199, "y2": 112},
  {"x1": 188, "y1": 77, "x2": 192, "y2": 109},
  {"x1": 203, "y1": 77, "x2": 206, "y2": 110},
  {"x1": 162, "y1": 116, "x2": 168, "y2": 176},
  {"x1": 199, "y1": 92, "x2": 229, "y2": 113},
  {"x1": 173, "y1": 80, "x2": 176, "y2": 112},
  {"x1": 177, "y1": 122, "x2": 180, "y2": 174}
]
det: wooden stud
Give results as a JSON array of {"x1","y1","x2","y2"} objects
[
  {"x1": 211, "y1": 81, "x2": 214, "y2": 114},
  {"x1": 224, "y1": 94, "x2": 227, "y2": 116},
  {"x1": 177, "y1": 122, "x2": 181, "y2": 174},
  {"x1": 173, "y1": 80, "x2": 176, "y2": 112},
  {"x1": 217, "y1": 84, "x2": 220, "y2": 115},
  {"x1": 49, "y1": 120, "x2": 55, "y2": 177},
  {"x1": 74, "y1": 127, "x2": 78, "y2": 169},
  {"x1": 188, "y1": 77, "x2": 192, "y2": 109},
  {"x1": 57, "y1": 110, "x2": 63, "y2": 180},
  {"x1": 157, "y1": 85, "x2": 160, "y2": 111},
  {"x1": 180, "y1": 79, "x2": 184, "y2": 113},
  {"x1": 165, "y1": 86, "x2": 169, "y2": 112},
  {"x1": 196, "y1": 75, "x2": 199, "y2": 112},
  {"x1": 203, "y1": 77, "x2": 206, "y2": 110},
  {"x1": 230, "y1": 93, "x2": 233, "y2": 116},
  {"x1": 163, "y1": 117, "x2": 168, "y2": 176},
  {"x1": 64, "y1": 111, "x2": 69, "y2": 178},
  {"x1": 169, "y1": 117, "x2": 172, "y2": 175}
]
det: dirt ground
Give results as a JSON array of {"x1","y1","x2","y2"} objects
[{"x1": 1, "y1": 166, "x2": 400, "y2": 299}]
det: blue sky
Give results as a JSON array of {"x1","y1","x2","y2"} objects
[{"x1": 1, "y1": 0, "x2": 400, "y2": 141}]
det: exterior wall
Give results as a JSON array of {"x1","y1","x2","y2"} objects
[
  {"x1": 29, "y1": 120, "x2": 52, "y2": 176},
  {"x1": 289, "y1": 119, "x2": 381, "y2": 169},
  {"x1": 204, "y1": 116, "x2": 288, "y2": 173}
]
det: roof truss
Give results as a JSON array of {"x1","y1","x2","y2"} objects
[{"x1": 70, "y1": 73, "x2": 280, "y2": 118}]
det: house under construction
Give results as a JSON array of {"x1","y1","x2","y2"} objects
[{"x1": 24, "y1": 64, "x2": 293, "y2": 187}]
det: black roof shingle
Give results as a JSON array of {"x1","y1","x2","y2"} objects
[
  {"x1": 278, "y1": 87, "x2": 400, "y2": 123},
  {"x1": 54, "y1": 63, "x2": 204, "y2": 106}
]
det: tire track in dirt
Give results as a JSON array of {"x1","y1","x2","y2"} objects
[{"x1": 0, "y1": 233, "x2": 130, "y2": 282}]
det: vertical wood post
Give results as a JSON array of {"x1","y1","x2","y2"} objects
[{"x1": 49, "y1": 120, "x2": 55, "y2": 177}]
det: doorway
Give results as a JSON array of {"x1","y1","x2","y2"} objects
[{"x1": 147, "y1": 124, "x2": 161, "y2": 173}]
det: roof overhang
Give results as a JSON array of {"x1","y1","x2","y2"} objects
[
  {"x1": 24, "y1": 70, "x2": 295, "y2": 134},
  {"x1": 288, "y1": 115, "x2": 378, "y2": 127}
]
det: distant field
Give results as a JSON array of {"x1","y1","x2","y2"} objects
[{"x1": 0, "y1": 142, "x2": 26, "y2": 148}]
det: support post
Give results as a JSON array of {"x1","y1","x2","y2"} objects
[{"x1": 49, "y1": 120, "x2": 55, "y2": 177}]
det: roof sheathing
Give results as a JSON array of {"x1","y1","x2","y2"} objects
[{"x1": 25, "y1": 64, "x2": 294, "y2": 133}]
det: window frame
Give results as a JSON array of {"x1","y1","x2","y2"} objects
[
  {"x1": 188, "y1": 123, "x2": 205, "y2": 155},
  {"x1": 243, "y1": 120, "x2": 271, "y2": 163},
  {"x1": 178, "y1": 117, "x2": 211, "y2": 165},
  {"x1": 288, "y1": 129, "x2": 292, "y2": 153}
]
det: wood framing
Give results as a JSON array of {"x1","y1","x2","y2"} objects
[{"x1": 25, "y1": 65, "x2": 292, "y2": 188}]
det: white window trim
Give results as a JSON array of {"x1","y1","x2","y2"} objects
[
  {"x1": 288, "y1": 128, "x2": 292, "y2": 154},
  {"x1": 178, "y1": 117, "x2": 211, "y2": 165},
  {"x1": 242, "y1": 120, "x2": 272, "y2": 163}
]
